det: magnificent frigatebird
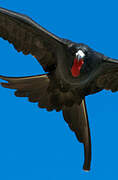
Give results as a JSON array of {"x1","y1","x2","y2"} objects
[{"x1": 0, "y1": 7, "x2": 118, "y2": 171}]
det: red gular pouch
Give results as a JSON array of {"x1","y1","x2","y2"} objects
[{"x1": 71, "y1": 58, "x2": 84, "y2": 77}]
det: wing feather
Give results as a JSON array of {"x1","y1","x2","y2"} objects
[
  {"x1": 90, "y1": 59, "x2": 118, "y2": 92},
  {"x1": 0, "y1": 7, "x2": 67, "y2": 72},
  {"x1": 84, "y1": 56, "x2": 118, "y2": 94}
]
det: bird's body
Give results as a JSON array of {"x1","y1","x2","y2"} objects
[{"x1": 0, "y1": 7, "x2": 118, "y2": 171}]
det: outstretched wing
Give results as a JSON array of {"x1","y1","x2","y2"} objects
[
  {"x1": 62, "y1": 100, "x2": 91, "y2": 171},
  {"x1": 90, "y1": 58, "x2": 118, "y2": 93},
  {"x1": 0, "y1": 7, "x2": 67, "y2": 72}
]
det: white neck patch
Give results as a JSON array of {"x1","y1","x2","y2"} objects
[{"x1": 76, "y1": 50, "x2": 85, "y2": 59}]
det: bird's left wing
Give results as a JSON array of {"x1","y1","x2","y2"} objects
[
  {"x1": 89, "y1": 58, "x2": 118, "y2": 93},
  {"x1": 0, "y1": 7, "x2": 67, "y2": 72}
]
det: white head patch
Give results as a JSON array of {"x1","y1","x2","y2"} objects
[{"x1": 76, "y1": 50, "x2": 85, "y2": 59}]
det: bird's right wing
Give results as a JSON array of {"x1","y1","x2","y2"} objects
[
  {"x1": 0, "y1": 7, "x2": 68, "y2": 72},
  {"x1": 62, "y1": 99, "x2": 91, "y2": 171}
]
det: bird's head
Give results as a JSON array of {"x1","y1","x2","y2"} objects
[{"x1": 70, "y1": 43, "x2": 103, "y2": 78}]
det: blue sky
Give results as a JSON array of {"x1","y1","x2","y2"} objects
[{"x1": 0, "y1": 0, "x2": 118, "y2": 179}]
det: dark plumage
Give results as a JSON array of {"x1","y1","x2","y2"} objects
[{"x1": 0, "y1": 7, "x2": 118, "y2": 171}]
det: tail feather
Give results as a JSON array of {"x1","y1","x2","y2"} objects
[
  {"x1": 62, "y1": 100, "x2": 91, "y2": 171},
  {"x1": 0, "y1": 74, "x2": 91, "y2": 170},
  {"x1": 0, "y1": 74, "x2": 73, "y2": 111},
  {"x1": 0, "y1": 74, "x2": 48, "y2": 89},
  {"x1": 0, "y1": 74, "x2": 53, "y2": 109}
]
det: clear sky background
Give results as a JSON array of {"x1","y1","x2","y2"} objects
[{"x1": 0, "y1": 0, "x2": 118, "y2": 179}]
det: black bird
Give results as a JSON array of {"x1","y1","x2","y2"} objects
[{"x1": 0, "y1": 7, "x2": 118, "y2": 171}]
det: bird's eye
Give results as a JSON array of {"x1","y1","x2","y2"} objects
[{"x1": 76, "y1": 49, "x2": 85, "y2": 60}]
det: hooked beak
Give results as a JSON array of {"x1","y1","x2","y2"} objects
[{"x1": 76, "y1": 50, "x2": 85, "y2": 60}]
